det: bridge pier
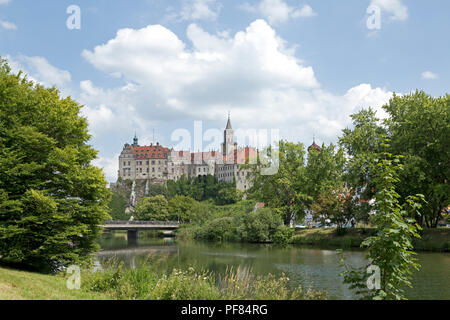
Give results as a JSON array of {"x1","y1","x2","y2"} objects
[{"x1": 127, "y1": 230, "x2": 139, "y2": 246}]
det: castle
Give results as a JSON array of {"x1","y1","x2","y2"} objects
[{"x1": 117, "y1": 116, "x2": 257, "y2": 191}]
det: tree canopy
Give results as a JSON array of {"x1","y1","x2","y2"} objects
[
  {"x1": 134, "y1": 195, "x2": 169, "y2": 221},
  {"x1": 247, "y1": 141, "x2": 346, "y2": 225},
  {"x1": 340, "y1": 91, "x2": 449, "y2": 228},
  {"x1": 0, "y1": 59, "x2": 110, "y2": 271}
]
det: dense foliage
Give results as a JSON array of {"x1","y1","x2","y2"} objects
[
  {"x1": 340, "y1": 148, "x2": 423, "y2": 300},
  {"x1": 247, "y1": 141, "x2": 346, "y2": 225},
  {"x1": 0, "y1": 59, "x2": 110, "y2": 271},
  {"x1": 384, "y1": 92, "x2": 449, "y2": 228},
  {"x1": 134, "y1": 195, "x2": 169, "y2": 221},
  {"x1": 178, "y1": 201, "x2": 291, "y2": 244},
  {"x1": 167, "y1": 174, "x2": 240, "y2": 204},
  {"x1": 311, "y1": 187, "x2": 356, "y2": 229},
  {"x1": 109, "y1": 193, "x2": 128, "y2": 220},
  {"x1": 340, "y1": 91, "x2": 449, "y2": 228}
]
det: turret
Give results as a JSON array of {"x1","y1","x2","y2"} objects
[
  {"x1": 308, "y1": 135, "x2": 321, "y2": 152},
  {"x1": 222, "y1": 113, "x2": 235, "y2": 160}
]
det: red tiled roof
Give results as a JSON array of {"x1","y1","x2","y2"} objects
[
  {"x1": 308, "y1": 142, "x2": 321, "y2": 152},
  {"x1": 131, "y1": 145, "x2": 169, "y2": 159}
]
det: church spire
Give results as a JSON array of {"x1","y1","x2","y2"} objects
[{"x1": 226, "y1": 111, "x2": 232, "y2": 130}]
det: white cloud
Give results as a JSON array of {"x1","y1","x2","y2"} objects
[
  {"x1": 241, "y1": 0, "x2": 317, "y2": 24},
  {"x1": 81, "y1": 20, "x2": 391, "y2": 151},
  {"x1": 91, "y1": 154, "x2": 120, "y2": 183},
  {"x1": 421, "y1": 71, "x2": 438, "y2": 80},
  {"x1": 0, "y1": 0, "x2": 12, "y2": 5},
  {"x1": 0, "y1": 20, "x2": 17, "y2": 30},
  {"x1": 6, "y1": 55, "x2": 71, "y2": 88},
  {"x1": 370, "y1": 0, "x2": 408, "y2": 21},
  {"x1": 168, "y1": 0, "x2": 222, "y2": 21},
  {"x1": 294, "y1": 5, "x2": 317, "y2": 18}
]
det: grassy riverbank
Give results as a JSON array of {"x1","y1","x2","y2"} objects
[
  {"x1": 290, "y1": 228, "x2": 450, "y2": 252},
  {"x1": 0, "y1": 263, "x2": 326, "y2": 300},
  {"x1": 83, "y1": 262, "x2": 325, "y2": 300},
  {"x1": 0, "y1": 266, "x2": 110, "y2": 300}
]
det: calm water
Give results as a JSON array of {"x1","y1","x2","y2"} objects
[{"x1": 98, "y1": 231, "x2": 450, "y2": 300}]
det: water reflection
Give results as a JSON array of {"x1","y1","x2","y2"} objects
[{"x1": 97, "y1": 231, "x2": 450, "y2": 300}]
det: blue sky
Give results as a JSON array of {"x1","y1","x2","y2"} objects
[{"x1": 1, "y1": 0, "x2": 449, "y2": 181}]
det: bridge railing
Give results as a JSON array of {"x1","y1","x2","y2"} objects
[{"x1": 105, "y1": 220, "x2": 183, "y2": 225}]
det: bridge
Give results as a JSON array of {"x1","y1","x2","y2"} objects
[{"x1": 101, "y1": 221, "x2": 182, "y2": 243}]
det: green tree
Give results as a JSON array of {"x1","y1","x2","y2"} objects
[
  {"x1": 339, "y1": 108, "x2": 386, "y2": 222},
  {"x1": 216, "y1": 182, "x2": 239, "y2": 205},
  {"x1": 305, "y1": 143, "x2": 346, "y2": 201},
  {"x1": 134, "y1": 195, "x2": 169, "y2": 221},
  {"x1": 311, "y1": 187, "x2": 355, "y2": 229},
  {"x1": 108, "y1": 192, "x2": 128, "y2": 220},
  {"x1": 168, "y1": 195, "x2": 198, "y2": 222},
  {"x1": 0, "y1": 59, "x2": 110, "y2": 271},
  {"x1": 384, "y1": 91, "x2": 449, "y2": 228},
  {"x1": 340, "y1": 148, "x2": 423, "y2": 300},
  {"x1": 247, "y1": 141, "x2": 310, "y2": 225},
  {"x1": 340, "y1": 92, "x2": 449, "y2": 228}
]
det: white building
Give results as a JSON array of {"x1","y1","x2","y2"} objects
[{"x1": 117, "y1": 116, "x2": 257, "y2": 191}]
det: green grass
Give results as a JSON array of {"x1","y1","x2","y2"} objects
[
  {"x1": 290, "y1": 227, "x2": 450, "y2": 252},
  {"x1": 0, "y1": 262, "x2": 326, "y2": 300},
  {"x1": 0, "y1": 266, "x2": 111, "y2": 300},
  {"x1": 290, "y1": 228, "x2": 374, "y2": 248},
  {"x1": 82, "y1": 261, "x2": 326, "y2": 300}
]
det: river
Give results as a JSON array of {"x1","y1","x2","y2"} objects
[{"x1": 98, "y1": 231, "x2": 450, "y2": 300}]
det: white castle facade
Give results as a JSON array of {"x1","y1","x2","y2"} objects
[{"x1": 117, "y1": 116, "x2": 257, "y2": 191}]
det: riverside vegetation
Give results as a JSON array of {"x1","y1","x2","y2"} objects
[
  {"x1": 81, "y1": 260, "x2": 326, "y2": 300},
  {"x1": 0, "y1": 263, "x2": 326, "y2": 300},
  {"x1": 0, "y1": 56, "x2": 448, "y2": 300}
]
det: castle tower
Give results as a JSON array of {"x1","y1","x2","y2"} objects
[{"x1": 222, "y1": 113, "x2": 235, "y2": 162}]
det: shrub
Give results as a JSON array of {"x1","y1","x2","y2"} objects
[
  {"x1": 240, "y1": 208, "x2": 283, "y2": 243},
  {"x1": 273, "y1": 226, "x2": 294, "y2": 244}
]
